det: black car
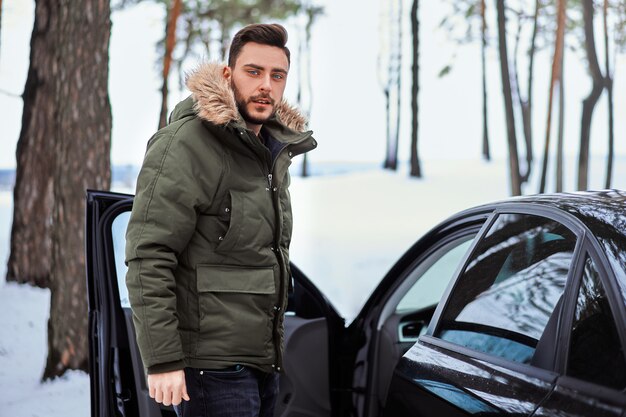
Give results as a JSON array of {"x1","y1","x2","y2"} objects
[{"x1": 86, "y1": 189, "x2": 626, "y2": 417}]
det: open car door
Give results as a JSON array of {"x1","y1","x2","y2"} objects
[
  {"x1": 86, "y1": 190, "x2": 344, "y2": 417},
  {"x1": 344, "y1": 208, "x2": 490, "y2": 417}
]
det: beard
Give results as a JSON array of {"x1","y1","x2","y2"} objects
[{"x1": 231, "y1": 80, "x2": 276, "y2": 126}]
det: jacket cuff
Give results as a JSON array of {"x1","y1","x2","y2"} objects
[{"x1": 147, "y1": 360, "x2": 186, "y2": 375}]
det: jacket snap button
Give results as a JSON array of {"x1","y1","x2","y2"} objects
[
  {"x1": 288, "y1": 151, "x2": 293, "y2": 157},
  {"x1": 273, "y1": 187, "x2": 277, "y2": 192},
  {"x1": 270, "y1": 246, "x2": 275, "y2": 251},
  {"x1": 200, "y1": 371, "x2": 204, "y2": 375},
  {"x1": 225, "y1": 207, "x2": 230, "y2": 213},
  {"x1": 218, "y1": 236, "x2": 224, "y2": 241}
]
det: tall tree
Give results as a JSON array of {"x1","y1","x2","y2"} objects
[
  {"x1": 578, "y1": 0, "x2": 605, "y2": 190},
  {"x1": 297, "y1": 4, "x2": 323, "y2": 177},
  {"x1": 480, "y1": 0, "x2": 490, "y2": 161},
  {"x1": 556, "y1": 52, "x2": 565, "y2": 192},
  {"x1": 495, "y1": 0, "x2": 522, "y2": 196},
  {"x1": 7, "y1": 0, "x2": 57, "y2": 288},
  {"x1": 603, "y1": 0, "x2": 614, "y2": 188},
  {"x1": 383, "y1": 0, "x2": 402, "y2": 170},
  {"x1": 440, "y1": 0, "x2": 543, "y2": 175},
  {"x1": 379, "y1": 0, "x2": 391, "y2": 169},
  {"x1": 539, "y1": 0, "x2": 566, "y2": 193},
  {"x1": 510, "y1": 0, "x2": 541, "y2": 183},
  {"x1": 409, "y1": 0, "x2": 421, "y2": 177},
  {"x1": 158, "y1": 0, "x2": 182, "y2": 129},
  {"x1": 9, "y1": 0, "x2": 112, "y2": 379}
]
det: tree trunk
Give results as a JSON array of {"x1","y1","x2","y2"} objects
[
  {"x1": 495, "y1": 0, "x2": 522, "y2": 196},
  {"x1": 40, "y1": 0, "x2": 112, "y2": 379},
  {"x1": 539, "y1": 0, "x2": 566, "y2": 194},
  {"x1": 603, "y1": 0, "x2": 614, "y2": 189},
  {"x1": 383, "y1": 0, "x2": 401, "y2": 171},
  {"x1": 383, "y1": 87, "x2": 392, "y2": 169},
  {"x1": 393, "y1": 0, "x2": 402, "y2": 171},
  {"x1": 409, "y1": 0, "x2": 421, "y2": 178},
  {"x1": 299, "y1": 7, "x2": 316, "y2": 178},
  {"x1": 384, "y1": 0, "x2": 401, "y2": 171},
  {"x1": 480, "y1": 0, "x2": 490, "y2": 161},
  {"x1": 520, "y1": 0, "x2": 540, "y2": 182},
  {"x1": 7, "y1": 0, "x2": 58, "y2": 288},
  {"x1": 578, "y1": 0, "x2": 605, "y2": 191},
  {"x1": 556, "y1": 55, "x2": 565, "y2": 192},
  {"x1": 390, "y1": 0, "x2": 402, "y2": 171},
  {"x1": 158, "y1": 0, "x2": 182, "y2": 129}
]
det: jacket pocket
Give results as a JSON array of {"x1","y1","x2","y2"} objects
[
  {"x1": 215, "y1": 191, "x2": 243, "y2": 252},
  {"x1": 195, "y1": 264, "x2": 276, "y2": 359}
]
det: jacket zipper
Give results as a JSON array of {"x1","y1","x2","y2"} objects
[
  {"x1": 267, "y1": 146, "x2": 289, "y2": 372},
  {"x1": 241, "y1": 128, "x2": 315, "y2": 371}
]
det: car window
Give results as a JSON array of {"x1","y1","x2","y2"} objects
[
  {"x1": 112, "y1": 211, "x2": 131, "y2": 308},
  {"x1": 567, "y1": 255, "x2": 626, "y2": 390},
  {"x1": 435, "y1": 213, "x2": 577, "y2": 365},
  {"x1": 396, "y1": 238, "x2": 474, "y2": 313}
]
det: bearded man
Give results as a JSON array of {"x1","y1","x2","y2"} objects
[{"x1": 125, "y1": 23, "x2": 316, "y2": 417}]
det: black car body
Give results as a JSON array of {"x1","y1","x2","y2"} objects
[{"x1": 86, "y1": 189, "x2": 626, "y2": 417}]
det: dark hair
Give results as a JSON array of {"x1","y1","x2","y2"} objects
[{"x1": 228, "y1": 23, "x2": 290, "y2": 67}]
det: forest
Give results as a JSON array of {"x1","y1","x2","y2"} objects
[{"x1": 1, "y1": 0, "x2": 625, "y2": 380}]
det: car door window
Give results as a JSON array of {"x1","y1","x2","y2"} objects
[
  {"x1": 396, "y1": 238, "x2": 474, "y2": 313},
  {"x1": 112, "y1": 211, "x2": 131, "y2": 308},
  {"x1": 567, "y1": 255, "x2": 626, "y2": 390},
  {"x1": 435, "y1": 213, "x2": 577, "y2": 365}
]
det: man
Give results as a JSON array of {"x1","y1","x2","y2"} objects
[{"x1": 125, "y1": 23, "x2": 316, "y2": 417}]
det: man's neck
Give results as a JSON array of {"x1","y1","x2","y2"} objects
[{"x1": 246, "y1": 122, "x2": 262, "y2": 137}]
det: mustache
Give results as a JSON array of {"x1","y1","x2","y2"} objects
[{"x1": 248, "y1": 94, "x2": 275, "y2": 105}]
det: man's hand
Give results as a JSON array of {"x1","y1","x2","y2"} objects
[{"x1": 148, "y1": 370, "x2": 190, "y2": 406}]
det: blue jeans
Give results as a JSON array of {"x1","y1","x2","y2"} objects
[{"x1": 173, "y1": 366, "x2": 279, "y2": 417}]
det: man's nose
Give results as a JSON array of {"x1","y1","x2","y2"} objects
[{"x1": 259, "y1": 75, "x2": 272, "y2": 92}]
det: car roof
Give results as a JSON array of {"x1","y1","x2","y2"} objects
[{"x1": 507, "y1": 189, "x2": 626, "y2": 234}]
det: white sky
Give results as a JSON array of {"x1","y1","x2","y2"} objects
[{"x1": 0, "y1": 0, "x2": 625, "y2": 170}]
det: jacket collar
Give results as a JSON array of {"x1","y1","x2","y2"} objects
[{"x1": 186, "y1": 62, "x2": 308, "y2": 133}]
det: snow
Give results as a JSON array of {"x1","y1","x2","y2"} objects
[
  {"x1": 1, "y1": 157, "x2": 625, "y2": 416},
  {"x1": 0, "y1": 283, "x2": 90, "y2": 417},
  {"x1": 289, "y1": 159, "x2": 510, "y2": 318}
]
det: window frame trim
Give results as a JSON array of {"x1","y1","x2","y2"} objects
[
  {"x1": 579, "y1": 235, "x2": 626, "y2": 369},
  {"x1": 417, "y1": 334, "x2": 560, "y2": 383},
  {"x1": 558, "y1": 239, "x2": 626, "y2": 389}
]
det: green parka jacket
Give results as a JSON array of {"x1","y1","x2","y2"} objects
[{"x1": 125, "y1": 62, "x2": 317, "y2": 375}]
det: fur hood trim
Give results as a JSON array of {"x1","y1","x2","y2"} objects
[{"x1": 186, "y1": 62, "x2": 308, "y2": 132}]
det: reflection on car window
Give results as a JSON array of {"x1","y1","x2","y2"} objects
[
  {"x1": 112, "y1": 212, "x2": 131, "y2": 309},
  {"x1": 396, "y1": 238, "x2": 473, "y2": 313},
  {"x1": 567, "y1": 255, "x2": 626, "y2": 390},
  {"x1": 435, "y1": 213, "x2": 576, "y2": 365}
]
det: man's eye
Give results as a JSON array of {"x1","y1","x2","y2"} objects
[
  {"x1": 248, "y1": 70, "x2": 260, "y2": 76},
  {"x1": 272, "y1": 73, "x2": 285, "y2": 80}
]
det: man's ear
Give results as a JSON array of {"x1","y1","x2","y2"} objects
[{"x1": 223, "y1": 65, "x2": 232, "y2": 81}]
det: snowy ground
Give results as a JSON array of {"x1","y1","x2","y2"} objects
[{"x1": 1, "y1": 157, "x2": 625, "y2": 416}]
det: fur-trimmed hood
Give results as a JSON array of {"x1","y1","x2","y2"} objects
[{"x1": 184, "y1": 62, "x2": 308, "y2": 133}]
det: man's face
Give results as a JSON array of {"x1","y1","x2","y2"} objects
[{"x1": 225, "y1": 42, "x2": 289, "y2": 132}]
